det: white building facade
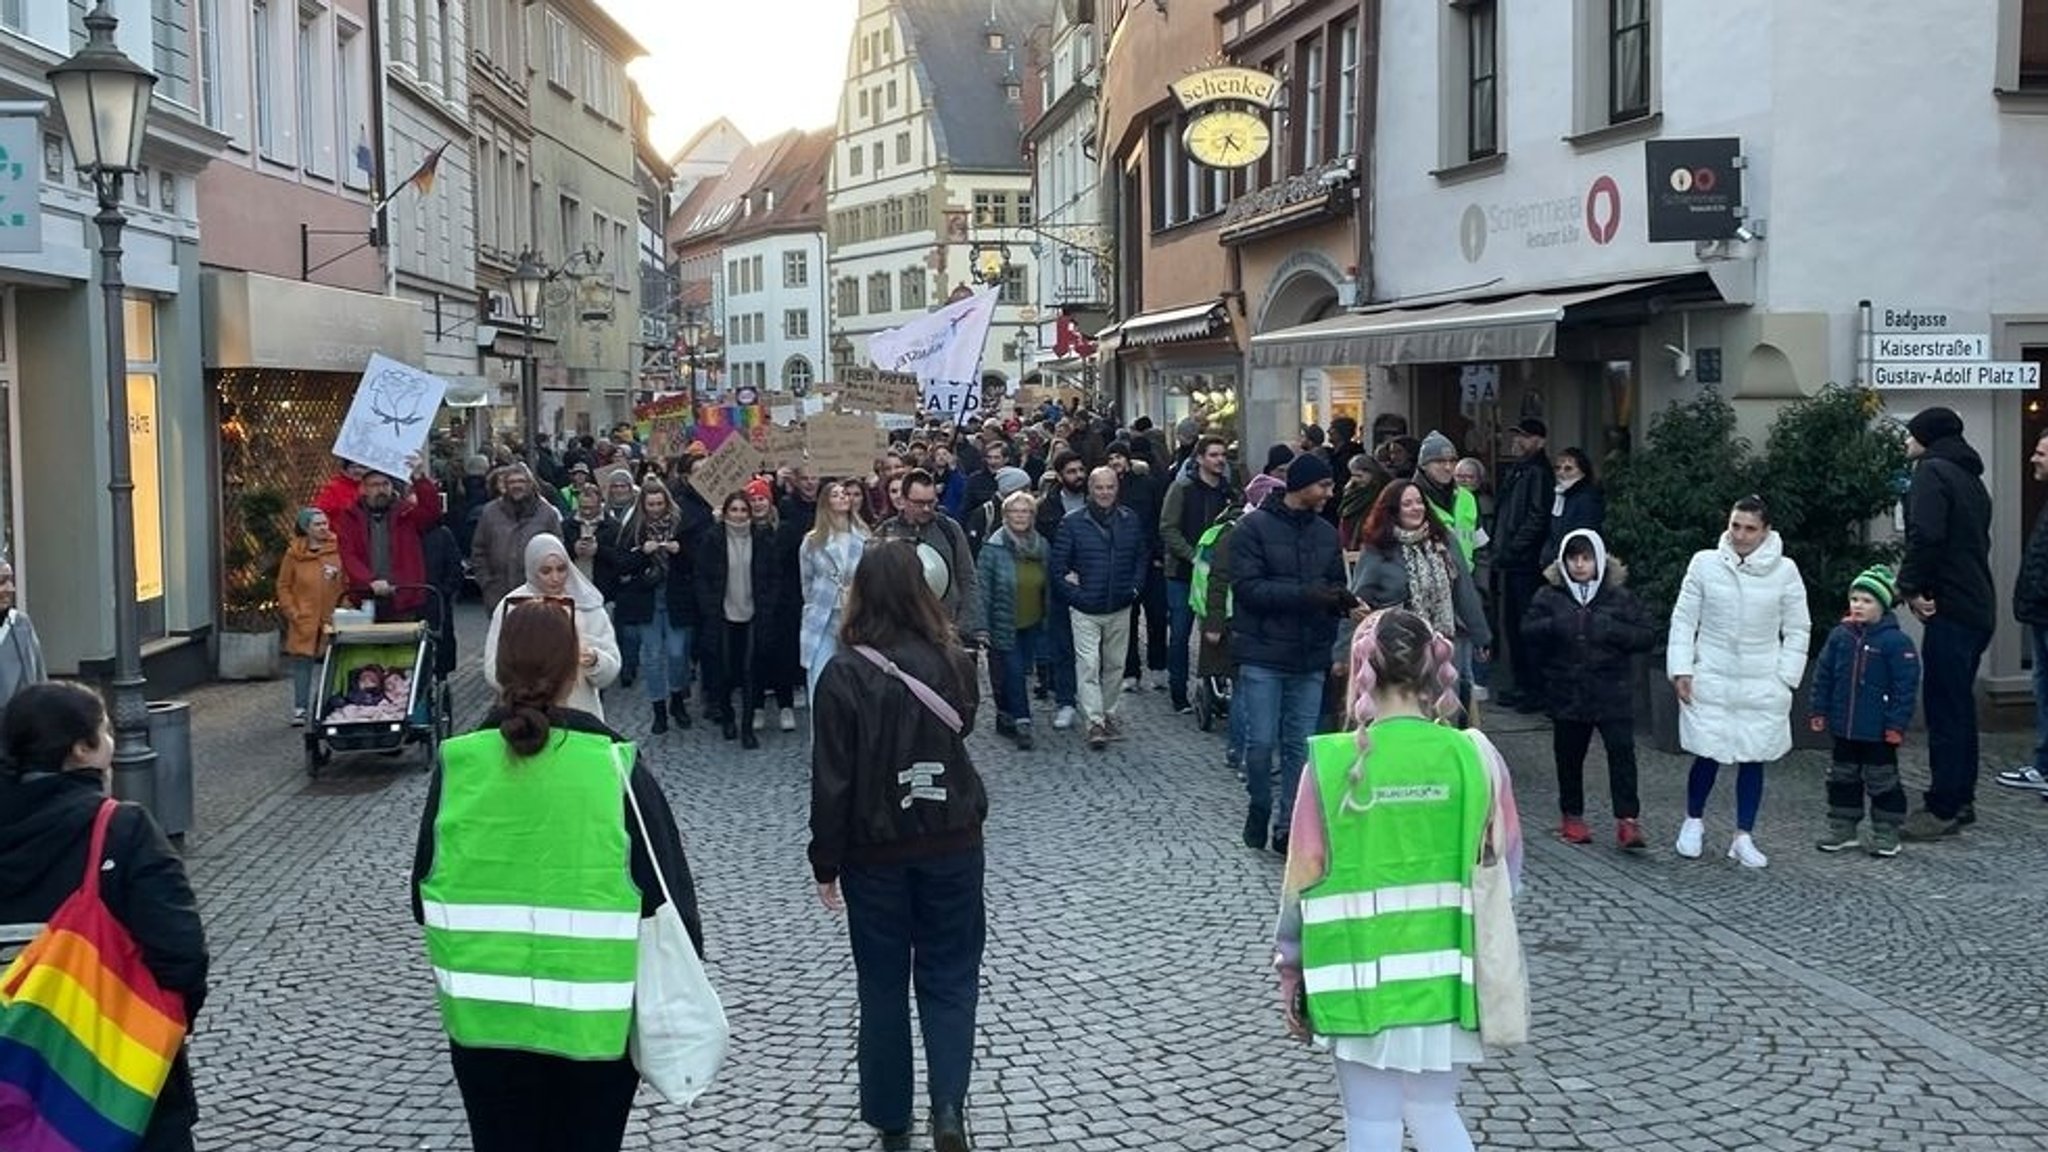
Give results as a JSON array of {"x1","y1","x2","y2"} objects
[
  {"x1": 724, "y1": 229, "x2": 827, "y2": 394},
  {"x1": 381, "y1": 0, "x2": 477, "y2": 384},
  {"x1": 1027, "y1": 0, "x2": 1107, "y2": 394},
  {"x1": 1248, "y1": 0, "x2": 2048, "y2": 691},
  {"x1": 827, "y1": 0, "x2": 1044, "y2": 401}
]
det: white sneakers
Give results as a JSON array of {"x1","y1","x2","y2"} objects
[
  {"x1": 1727, "y1": 833, "x2": 1769, "y2": 869},
  {"x1": 1674, "y1": 817, "x2": 1705, "y2": 859},
  {"x1": 778, "y1": 707, "x2": 797, "y2": 732},
  {"x1": 1674, "y1": 817, "x2": 1769, "y2": 868},
  {"x1": 1052, "y1": 705, "x2": 1077, "y2": 730}
]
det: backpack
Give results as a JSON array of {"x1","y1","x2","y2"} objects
[{"x1": 1189, "y1": 510, "x2": 1240, "y2": 621}]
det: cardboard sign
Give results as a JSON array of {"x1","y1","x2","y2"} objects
[
  {"x1": 331, "y1": 354, "x2": 449, "y2": 477},
  {"x1": 759, "y1": 422, "x2": 808, "y2": 471},
  {"x1": 688, "y1": 434, "x2": 764, "y2": 507},
  {"x1": 834, "y1": 367, "x2": 922, "y2": 415},
  {"x1": 806, "y1": 412, "x2": 885, "y2": 478}
]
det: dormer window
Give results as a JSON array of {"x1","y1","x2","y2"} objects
[
  {"x1": 986, "y1": 30, "x2": 1004, "y2": 51},
  {"x1": 1004, "y1": 81, "x2": 1022, "y2": 102},
  {"x1": 765, "y1": 189, "x2": 776, "y2": 212}
]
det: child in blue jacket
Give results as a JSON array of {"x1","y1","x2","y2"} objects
[{"x1": 1807, "y1": 565, "x2": 1919, "y2": 857}]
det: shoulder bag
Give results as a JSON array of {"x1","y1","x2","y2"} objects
[
  {"x1": 1466, "y1": 734, "x2": 1529, "y2": 1048},
  {"x1": 612, "y1": 745, "x2": 729, "y2": 1105},
  {"x1": 0, "y1": 799, "x2": 190, "y2": 1152},
  {"x1": 854, "y1": 644, "x2": 963, "y2": 734}
]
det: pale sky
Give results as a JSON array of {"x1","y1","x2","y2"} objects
[{"x1": 599, "y1": 0, "x2": 860, "y2": 157}]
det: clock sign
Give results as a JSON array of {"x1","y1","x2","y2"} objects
[
  {"x1": 1169, "y1": 65, "x2": 1281, "y2": 171},
  {"x1": 1183, "y1": 110, "x2": 1270, "y2": 169}
]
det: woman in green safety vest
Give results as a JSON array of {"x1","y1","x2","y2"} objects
[
  {"x1": 411, "y1": 601, "x2": 703, "y2": 1152},
  {"x1": 1273, "y1": 608, "x2": 1523, "y2": 1152}
]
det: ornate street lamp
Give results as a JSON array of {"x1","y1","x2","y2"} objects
[
  {"x1": 49, "y1": 2, "x2": 158, "y2": 810},
  {"x1": 509, "y1": 251, "x2": 546, "y2": 449},
  {"x1": 677, "y1": 306, "x2": 704, "y2": 395}
]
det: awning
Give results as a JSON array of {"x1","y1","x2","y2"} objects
[
  {"x1": 1111, "y1": 299, "x2": 1229, "y2": 349},
  {"x1": 1250, "y1": 279, "x2": 1674, "y2": 369}
]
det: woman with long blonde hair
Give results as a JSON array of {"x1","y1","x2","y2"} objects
[
  {"x1": 1274, "y1": 608, "x2": 1522, "y2": 1152},
  {"x1": 800, "y1": 479, "x2": 871, "y2": 702}
]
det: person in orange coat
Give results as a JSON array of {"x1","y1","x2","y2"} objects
[{"x1": 278, "y1": 507, "x2": 349, "y2": 725}]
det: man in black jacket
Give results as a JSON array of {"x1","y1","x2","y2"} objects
[
  {"x1": 1158, "y1": 435, "x2": 1241, "y2": 712},
  {"x1": 1896, "y1": 407, "x2": 1997, "y2": 839},
  {"x1": 1493, "y1": 418, "x2": 1553, "y2": 711},
  {"x1": 1109, "y1": 441, "x2": 1169, "y2": 693},
  {"x1": 1034, "y1": 452, "x2": 1090, "y2": 727},
  {"x1": 1230, "y1": 453, "x2": 1357, "y2": 854},
  {"x1": 1998, "y1": 428, "x2": 2048, "y2": 799}
]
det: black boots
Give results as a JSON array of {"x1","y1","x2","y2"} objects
[
  {"x1": 1243, "y1": 805, "x2": 1270, "y2": 851},
  {"x1": 669, "y1": 690, "x2": 692, "y2": 729},
  {"x1": 739, "y1": 706, "x2": 759, "y2": 750},
  {"x1": 650, "y1": 701, "x2": 669, "y2": 735},
  {"x1": 931, "y1": 1104, "x2": 970, "y2": 1152}
]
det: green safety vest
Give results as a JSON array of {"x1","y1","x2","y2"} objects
[
  {"x1": 1188, "y1": 517, "x2": 1233, "y2": 620},
  {"x1": 1298, "y1": 720, "x2": 1490, "y2": 1038},
  {"x1": 1431, "y1": 487, "x2": 1480, "y2": 570},
  {"x1": 419, "y1": 729, "x2": 643, "y2": 1060}
]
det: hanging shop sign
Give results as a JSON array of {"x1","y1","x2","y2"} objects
[
  {"x1": 1171, "y1": 66, "x2": 1279, "y2": 170},
  {"x1": 1644, "y1": 137, "x2": 1743, "y2": 242}
]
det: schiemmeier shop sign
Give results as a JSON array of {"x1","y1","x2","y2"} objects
[{"x1": 1172, "y1": 66, "x2": 1280, "y2": 170}]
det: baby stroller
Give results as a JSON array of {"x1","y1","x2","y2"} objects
[
  {"x1": 1192, "y1": 670, "x2": 1232, "y2": 733},
  {"x1": 304, "y1": 585, "x2": 452, "y2": 777}
]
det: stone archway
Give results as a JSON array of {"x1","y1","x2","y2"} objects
[{"x1": 1255, "y1": 251, "x2": 1346, "y2": 333}]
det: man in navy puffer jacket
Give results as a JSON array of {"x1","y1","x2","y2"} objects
[
  {"x1": 1808, "y1": 565, "x2": 1920, "y2": 856},
  {"x1": 1050, "y1": 466, "x2": 1150, "y2": 749}
]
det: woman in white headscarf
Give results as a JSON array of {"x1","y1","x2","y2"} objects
[{"x1": 482, "y1": 533, "x2": 622, "y2": 719}]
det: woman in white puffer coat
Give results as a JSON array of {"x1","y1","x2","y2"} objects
[{"x1": 1666, "y1": 496, "x2": 1811, "y2": 869}]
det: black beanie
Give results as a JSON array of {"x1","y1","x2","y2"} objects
[
  {"x1": 1264, "y1": 443, "x2": 1296, "y2": 474},
  {"x1": 1285, "y1": 451, "x2": 1333, "y2": 492},
  {"x1": 1907, "y1": 406, "x2": 1964, "y2": 446}
]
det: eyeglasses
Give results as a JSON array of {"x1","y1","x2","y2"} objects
[{"x1": 903, "y1": 496, "x2": 938, "y2": 508}]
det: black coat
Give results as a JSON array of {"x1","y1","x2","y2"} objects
[
  {"x1": 0, "y1": 773, "x2": 208, "y2": 1150},
  {"x1": 2016, "y1": 501, "x2": 2048, "y2": 625},
  {"x1": 1520, "y1": 558, "x2": 1657, "y2": 721},
  {"x1": 604, "y1": 521, "x2": 696, "y2": 628},
  {"x1": 1543, "y1": 483, "x2": 1606, "y2": 563},
  {"x1": 693, "y1": 523, "x2": 785, "y2": 628},
  {"x1": 1899, "y1": 436, "x2": 1996, "y2": 633},
  {"x1": 1494, "y1": 450, "x2": 1552, "y2": 571},
  {"x1": 1229, "y1": 493, "x2": 1350, "y2": 673},
  {"x1": 562, "y1": 515, "x2": 621, "y2": 601}
]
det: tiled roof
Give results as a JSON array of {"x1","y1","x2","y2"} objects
[
  {"x1": 725, "y1": 129, "x2": 833, "y2": 242},
  {"x1": 899, "y1": 0, "x2": 1049, "y2": 172}
]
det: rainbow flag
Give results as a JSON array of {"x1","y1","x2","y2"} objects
[{"x1": 0, "y1": 801, "x2": 188, "y2": 1152}]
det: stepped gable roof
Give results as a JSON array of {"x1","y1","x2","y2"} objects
[{"x1": 899, "y1": 0, "x2": 1045, "y2": 173}]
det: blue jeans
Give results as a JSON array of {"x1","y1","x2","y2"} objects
[
  {"x1": 1238, "y1": 664, "x2": 1325, "y2": 831},
  {"x1": 2034, "y1": 626, "x2": 2048, "y2": 771},
  {"x1": 638, "y1": 598, "x2": 693, "y2": 701},
  {"x1": 288, "y1": 654, "x2": 316, "y2": 712},
  {"x1": 1044, "y1": 597, "x2": 1077, "y2": 708},
  {"x1": 1165, "y1": 578, "x2": 1194, "y2": 706},
  {"x1": 997, "y1": 624, "x2": 1044, "y2": 727},
  {"x1": 611, "y1": 603, "x2": 641, "y2": 678},
  {"x1": 841, "y1": 848, "x2": 986, "y2": 1131},
  {"x1": 1227, "y1": 668, "x2": 1249, "y2": 768},
  {"x1": 1921, "y1": 616, "x2": 1990, "y2": 819}
]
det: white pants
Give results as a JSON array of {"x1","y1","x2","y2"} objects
[
  {"x1": 1070, "y1": 608, "x2": 1131, "y2": 726},
  {"x1": 1333, "y1": 1061, "x2": 1473, "y2": 1152}
]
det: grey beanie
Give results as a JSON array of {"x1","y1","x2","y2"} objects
[
  {"x1": 995, "y1": 466, "x2": 1031, "y2": 496},
  {"x1": 1417, "y1": 430, "x2": 1457, "y2": 467}
]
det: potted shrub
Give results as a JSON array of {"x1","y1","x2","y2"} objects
[
  {"x1": 1602, "y1": 390, "x2": 1754, "y2": 752},
  {"x1": 218, "y1": 488, "x2": 291, "y2": 679},
  {"x1": 1749, "y1": 385, "x2": 1909, "y2": 747}
]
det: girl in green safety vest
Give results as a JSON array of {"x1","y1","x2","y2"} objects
[
  {"x1": 412, "y1": 601, "x2": 704, "y2": 1152},
  {"x1": 1273, "y1": 608, "x2": 1523, "y2": 1152}
]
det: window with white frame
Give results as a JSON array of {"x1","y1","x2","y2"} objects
[
  {"x1": 1572, "y1": 0, "x2": 1655, "y2": 132},
  {"x1": 0, "y1": 0, "x2": 22, "y2": 32},
  {"x1": 896, "y1": 131, "x2": 910, "y2": 164},
  {"x1": 436, "y1": 0, "x2": 453, "y2": 95},
  {"x1": 784, "y1": 310, "x2": 809, "y2": 339},
  {"x1": 297, "y1": 3, "x2": 333, "y2": 176},
  {"x1": 784, "y1": 356, "x2": 813, "y2": 390},
  {"x1": 998, "y1": 264, "x2": 1026, "y2": 304},
  {"x1": 253, "y1": 0, "x2": 280, "y2": 156},
  {"x1": 784, "y1": 250, "x2": 808, "y2": 287},
  {"x1": 1300, "y1": 33, "x2": 1325, "y2": 166},
  {"x1": 1609, "y1": 0, "x2": 1650, "y2": 121},
  {"x1": 871, "y1": 141, "x2": 883, "y2": 174},
  {"x1": 477, "y1": 135, "x2": 499, "y2": 249},
  {"x1": 613, "y1": 222, "x2": 630, "y2": 288},
  {"x1": 559, "y1": 194, "x2": 580, "y2": 251},
  {"x1": 867, "y1": 272, "x2": 891, "y2": 313},
  {"x1": 848, "y1": 145, "x2": 863, "y2": 176},
  {"x1": 1335, "y1": 18, "x2": 1360, "y2": 157},
  {"x1": 837, "y1": 277, "x2": 859, "y2": 316},
  {"x1": 197, "y1": 0, "x2": 223, "y2": 128},
  {"x1": 384, "y1": 0, "x2": 406, "y2": 68},
  {"x1": 338, "y1": 19, "x2": 370, "y2": 186},
  {"x1": 582, "y1": 39, "x2": 602, "y2": 107},
  {"x1": 546, "y1": 10, "x2": 573, "y2": 89},
  {"x1": 900, "y1": 267, "x2": 926, "y2": 310},
  {"x1": 153, "y1": 0, "x2": 194, "y2": 107},
  {"x1": 411, "y1": 0, "x2": 430, "y2": 85}
]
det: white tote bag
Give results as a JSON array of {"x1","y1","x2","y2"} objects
[
  {"x1": 613, "y1": 745, "x2": 729, "y2": 1105},
  {"x1": 1468, "y1": 749, "x2": 1529, "y2": 1048}
]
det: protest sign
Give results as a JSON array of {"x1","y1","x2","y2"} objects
[
  {"x1": 834, "y1": 367, "x2": 922, "y2": 415},
  {"x1": 331, "y1": 354, "x2": 449, "y2": 477},
  {"x1": 806, "y1": 412, "x2": 885, "y2": 478},
  {"x1": 759, "y1": 422, "x2": 808, "y2": 470},
  {"x1": 688, "y1": 434, "x2": 764, "y2": 506}
]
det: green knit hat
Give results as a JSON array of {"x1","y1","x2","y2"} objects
[{"x1": 1850, "y1": 564, "x2": 1898, "y2": 607}]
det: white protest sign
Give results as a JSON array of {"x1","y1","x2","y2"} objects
[
  {"x1": 868, "y1": 287, "x2": 1000, "y2": 426},
  {"x1": 331, "y1": 354, "x2": 449, "y2": 477}
]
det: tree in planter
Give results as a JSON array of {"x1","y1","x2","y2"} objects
[
  {"x1": 1603, "y1": 389, "x2": 1756, "y2": 616},
  {"x1": 221, "y1": 488, "x2": 292, "y2": 633},
  {"x1": 1747, "y1": 384, "x2": 1908, "y2": 656}
]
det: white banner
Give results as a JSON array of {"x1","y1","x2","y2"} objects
[{"x1": 867, "y1": 287, "x2": 1000, "y2": 423}]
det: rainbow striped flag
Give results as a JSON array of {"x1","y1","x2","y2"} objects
[{"x1": 0, "y1": 800, "x2": 189, "y2": 1152}]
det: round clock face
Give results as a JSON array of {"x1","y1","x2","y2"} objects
[{"x1": 1183, "y1": 110, "x2": 1271, "y2": 169}]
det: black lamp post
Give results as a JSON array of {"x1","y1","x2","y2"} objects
[
  {"x1": 676, "y1": 306, "x2": 704, "y2": 396},
  {"x1": 49, "y1": 1, "x2": 157, "y2": 808},
  {"x1": 508, "y1": 251, "x2": 546, "y2": 450}
]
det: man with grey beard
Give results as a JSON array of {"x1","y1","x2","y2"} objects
[{"x1": 469, "y1": 463, "x2": 562, "y2": 611}]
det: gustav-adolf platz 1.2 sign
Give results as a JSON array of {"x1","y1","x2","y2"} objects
[{"x1": 1869, "y1": 304, "x2": 2040, "y2": 390}]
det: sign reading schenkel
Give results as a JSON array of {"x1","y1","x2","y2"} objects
[{"x1": 1644, "y1": 137, "x2": 1743, "y2": 242}]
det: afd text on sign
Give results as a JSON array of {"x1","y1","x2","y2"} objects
[{"x1": 1872, "y1": 361, "x2": 2041, "y2": 390}]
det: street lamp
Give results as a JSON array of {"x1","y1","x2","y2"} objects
[
  {"x1": 49, "y1": 2, "x2": 157, "y2": 808},
  {"x1": 676, "y1": 306, "x2": 704, "y2": 396},
  {"x1": 509, "y1": 250, "x2": 546, "y2": 451}
]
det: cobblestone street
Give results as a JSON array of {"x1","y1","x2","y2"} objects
[{"x1": 171, "y1": 618, "x2": 2048, "y2": 1150}]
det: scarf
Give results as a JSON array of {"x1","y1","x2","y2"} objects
[
  {"x1": 998, "y1": 525, "x2": 1045, "y2": 561},
  {"x1": 1396, "y1": 527, "x2": 1456, "y2": 636},
  {"x1": 1551, "y1": 474, "x2": 1582, "y2": 517}
]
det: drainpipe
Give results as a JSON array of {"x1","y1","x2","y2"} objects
[
  {"x1": 366, "y1": 0, "x2": 396, "y2": 295},
  {"x1": 1355, "y1": 0, "x2": 1381, "y2": 304}
]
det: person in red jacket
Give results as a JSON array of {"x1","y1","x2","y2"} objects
[
  {"x1": 313, "y1": 459, "x2": 369, "y2": 520},
  {"x1": 333, "y1": 464, "x2": 440, "y2": 621}
]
